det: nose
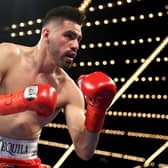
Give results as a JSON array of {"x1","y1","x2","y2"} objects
[{"x1": 70, "y1": 39, "x2": 79, "y2": 52}]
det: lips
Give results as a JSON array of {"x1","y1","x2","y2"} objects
[
  {"x1": 68, "y1": 51, "x2": 76, "y2": 58},
  {"x1": 64, "y1": 56, "x2": 74, "y2": 62},
  {"x1": 64, "y1": 51, "x2": 76, "y2": 62}
]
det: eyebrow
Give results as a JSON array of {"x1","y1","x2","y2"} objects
[{"x1": 66, "y1": 30, "x2": 83, "y2": 42}]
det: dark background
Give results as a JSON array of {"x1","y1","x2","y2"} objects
[{"x1": 0, "y1": 0, "x2": 167, "y2": 167}]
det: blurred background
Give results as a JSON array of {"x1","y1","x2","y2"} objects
[{"x1": 0, "y1": 0, "x2": 167, "y2": 167}]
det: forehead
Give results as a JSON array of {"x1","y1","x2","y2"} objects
[{"x1": 55, "y1": 20, "x2": 82, "y2": 35}]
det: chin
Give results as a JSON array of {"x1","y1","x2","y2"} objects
[{"x1": 61, "y1": 62, "x2": 72, "y2": 70}]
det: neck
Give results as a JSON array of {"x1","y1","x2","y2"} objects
[{"x1": 34, "y1": 40, "x2": 56, "y2": 74}]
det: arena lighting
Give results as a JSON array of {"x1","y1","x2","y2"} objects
[
  {"x1": 84, "y1": 11, "x2": 167, "y2": 27},
  {"x1": 143, "y1": 141, "x2": 168, "y2": 167},
  {"x1": 7, "y1": 1, "x2": 91, "y2": 34},
  {"x1": 88, "y1": 0, "x2": 142, "y2": 12},
  {"x1": 9, "y1": 10, "x2": 167, "y2": 37},
  {"x1": 80, "y1": 36, "x2": 162, "y2": 49},
  {"x1": 78, "y1": 0, "x2": 92, "y2": 12},
  {"x1": 53, "y1": 37, "x2": 168, "y2": 168},
  {"x1": 45, "y1": 123, "x2": 168, "y2": 140},
  {"x1": 95, "y1": 149, "x2": 145, "y2": 163},
  {"x1": 38, "y1": 140, "x2": 69, "y2": 149},
  {"x1": 39, "y1": 139, "x2": 147, "y2": 164},
  {"x1": 72, "y1": 54, "x2": 167, "y2": 69},
  {"x1": 111, "y1": 36, "x2": 168, "y2": 105},
  {"x1": 121, "y1": 93, "x2": 167, "y2": 100}
]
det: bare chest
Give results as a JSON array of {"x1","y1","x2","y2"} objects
[
  {"x1": 2, "y1": 65, "x2": 53, "y2": 89},
  {"x1": 0, "y1": 65, "x2": 66, "y2": 139},
  {"x1": 0, "y1": 64, "x2": 66, "y2": 108}
]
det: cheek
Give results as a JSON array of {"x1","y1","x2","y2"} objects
[
  {"x1": 56, "y1": 40, "x2": 68, "y2": 54},
  {"x1": 48, "y1": 40, "x2": 58, "y2": 56},
  {"x1": 48, "y1": 35, "x2": 67, "y2": 55}
]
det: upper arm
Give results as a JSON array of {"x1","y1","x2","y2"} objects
[
  {"x1": 63, "y1": 77, "x2": 86, "y2": 129},
  {"x1": 65, "y1": 77, "x2": 85, "y2": 112},
  {"x1": 0, "y1": 43, "x2": 14, "y2": 83}
]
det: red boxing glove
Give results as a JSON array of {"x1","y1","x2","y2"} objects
[
  {"x1": 0, "y1": 84, "x2": 57, "y2": 116},
  {"x1": 78, "y1": 71, "x2": 117, "y2": 132}
]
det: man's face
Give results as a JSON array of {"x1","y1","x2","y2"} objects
[{"x1": 46, "y1": 20, "x2": 82, "y2": 69}]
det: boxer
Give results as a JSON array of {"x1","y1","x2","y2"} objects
[{"x1": 0, "y1": 6, "x2": 117, "y2": 167}]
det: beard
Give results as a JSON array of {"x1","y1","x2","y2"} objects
[
  {"x1": 59, "y1": 50, "x2": 76, "y2": 70},
  {"x1": 59, "y1": 57, "x2": 73, "y2": 70},
  {"x1": 47, "y1": 43, "x2": 75, "y2": 70}
]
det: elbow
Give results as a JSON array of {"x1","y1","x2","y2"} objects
[
  {"x1": 75, "y1": 147, "x2": 94, "y2": 160},
  {"x1": 76, "y1": 152, "x2": 93, "y2": 161}
]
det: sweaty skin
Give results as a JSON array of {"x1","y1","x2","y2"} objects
[{"x1": 0, "y1": 20, "x2": 99, "y2": 160}]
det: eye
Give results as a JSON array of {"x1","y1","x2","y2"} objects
[
  {"x1": 64, "y1": 31, "x2": 82, "y2": 43},
  {"x1": 64, "y1": 32, "x2": 74, "y2": 40},
  {"x1": 78, "y1": 36, "x2": 82, "y2": 43}
]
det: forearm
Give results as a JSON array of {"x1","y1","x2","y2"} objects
[
  {"x1": 65, "y1": 106, "x2": 100, "y2": 160},
  {"x1": 74, "y1": 71, "x2": 117, "y2": 159},
  {"x1": 74, "y1": 128, "x2": 100, "y2": 160}
]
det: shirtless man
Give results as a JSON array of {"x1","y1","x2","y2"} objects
[{"x1": 0, "y1": 6, "x2": 117, "y2": 168}]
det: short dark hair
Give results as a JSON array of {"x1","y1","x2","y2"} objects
[{"x1": 43, "y1": 6, "x2": 86, "y2": 27}]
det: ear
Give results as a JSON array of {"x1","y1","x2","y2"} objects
[{"x1": 41, "y1": 28, "x2": 49, "y2": 41}]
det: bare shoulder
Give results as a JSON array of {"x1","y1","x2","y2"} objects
[
  {"x1": 0, "y1": 42, "x2": 17, "y2": 50},
  {"x1": 0, "y1": 42, "x2": 20, "y2": 81},
  {"x1": 0, "y1": 42, "x2": 20, "y2": 58},
  {"x1": 0, "y1": 42, "x2": 23, "y2": 68},
  {"x1": 0, "y1": 42, "x2": 32, "y2": 63}
]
